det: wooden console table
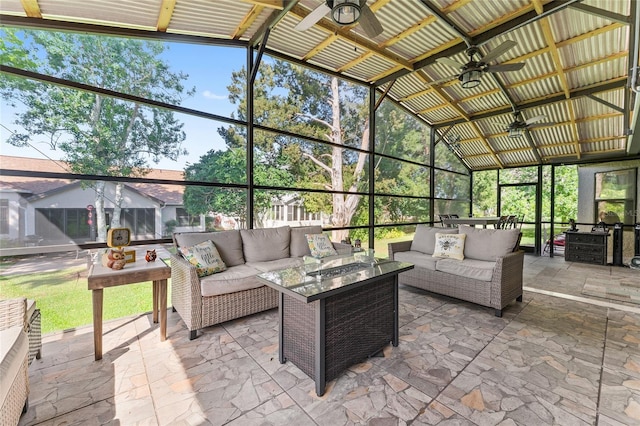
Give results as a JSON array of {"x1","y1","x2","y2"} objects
[
  {"x1": 87, "y1": 248, "x2": 170, "y2": 360},
  {"x1": 564, "y1": 231, "x2": 609, "y2": 265}
]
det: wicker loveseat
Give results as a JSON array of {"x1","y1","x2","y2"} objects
[
  {"x1": 171, "y1": 225, "x2": 350, "y2": 339},
  {"x1": 388, "y1": 225, "x2": 524, "y2": 317}
]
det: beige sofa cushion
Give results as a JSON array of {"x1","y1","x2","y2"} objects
[
  {"x1": 174, "y1": 230, "x2": 245, "y2": 267},
  {"x1": 0, "y1": 326, "x2": 28, "y2": 406},
  {"x1": 290, "y1": 225, "x2": 323, "y2": 257},
  {"x1": 199, "y1": 264, "x2": 263, "y2": 297},
  {"x1": 459, "y1": 226, "x2": 520, "y2": 262},
  {"x1": 435, "y1": 258, "x2": 496, "y2": 282},
  {"x1": 241, "y1": 226, "x2": 291, "y2": 262},
  {"x1": 411, "y1": 225, "x2": 458, "y2": 255},
  {"x1": 394, "y1": 250, "x2": 438, "y2": 271},
  {"x1": 246, "y1": 257, "x2": 304, "y2": 272}
]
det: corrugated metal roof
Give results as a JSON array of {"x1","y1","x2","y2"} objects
[{"x1": 1, "y1": 0, "x2": 637, "y2": 170}]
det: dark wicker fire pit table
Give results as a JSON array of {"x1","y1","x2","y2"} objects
[{"x1": 257, "y1": 252, "x2": 413, "y2": 396}]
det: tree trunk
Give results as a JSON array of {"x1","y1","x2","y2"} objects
[
  {"x1": 329, "y1": 77, "x2": 348, "y2": 242},
  {"x1": 111, "y1": 182, "x2": 124, "y2": 227},
  {"x1": 95, "y1": 181, "x2": 107, "y2": 242},
  {"x1": 327, "y1": 77, "x2": 369, "y2": 243}
]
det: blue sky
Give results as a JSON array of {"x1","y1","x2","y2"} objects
[{"x1": 0, "y1": 37, "x2": 248, "y2": 171}]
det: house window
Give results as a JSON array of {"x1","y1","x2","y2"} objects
[
  {"x1": 176, "y1": 208, "x2": 200, "y2": 227},
  {"x1": 272, "y1": 205, "x2": 283, "y2": 221},
  {"x1": 594, "y1": 168, "x2": 637, "y2": 225},
  {"x1": 121, "y1": 208, "x2": 157, "y2": 238},
  {"x1": 0, "y1": 199, "x2": 8, "y2": 234},
  {"x1": 35, "y1": 208, "x2": 90, "y2": 241}
]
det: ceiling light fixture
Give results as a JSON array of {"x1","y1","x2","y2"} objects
[
  {"x1": 460, "y1": 68, "x2": 481, "y2": 89},
  {"x1": 508, "y1": 127, "x2": 524, "y2": 138},
  {"x1": 329, "y1": 0, "x2": 361, "y2": 25}
]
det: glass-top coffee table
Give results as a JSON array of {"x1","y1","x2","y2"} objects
[{"x1": 257, "y1": 252, "x2": 414, "y2": 396}]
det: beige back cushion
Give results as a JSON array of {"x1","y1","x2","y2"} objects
[
  {"x1": 240, "y1": 226, "x2": 291, "y2": 262},
  {"x1": 459, "y1": 225, "x2": 520, "y2": 261},
  {"x1": 174, "y1": 230, "x2": 245, "y2": 267},
  {"x1": 410, "y1": 225, "x2": 458, "y2": 255},
  {"x1": 290, "y1": 225, "x2": 323, "y2": 257}
]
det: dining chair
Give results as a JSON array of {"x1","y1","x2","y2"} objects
[{"x1": 438, "y1": 214, "x2": 451, "y2": 227}]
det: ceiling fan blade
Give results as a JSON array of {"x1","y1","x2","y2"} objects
[
  {"x1": 359, "y1": 5, "x2": 384, "y2": 37},
  {"x1": 425, "y1": 74, "x2": 458, "y2": 87},
  {"x1": 527, "y1": 122, "x2": 555, "y2": 129},
  {"x1": 294, "y1": 3, "x2": 331, "y2": 32},
  {"x1": 480, "y1": 40, "x2": 517, "y2": 63},
  {"x1": 436, "y1": 57, "x2": 464, "y2": 70},
  {"x1": 485, "y1": 63, "x2": 525, "y2": 72},
  {"x1": 524, "y1": 115, "x2": 547, "y2": 125}
]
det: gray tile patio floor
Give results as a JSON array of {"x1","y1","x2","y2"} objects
[{"x1": 19, "y1": 254, "x2": 640, "y2": 425}]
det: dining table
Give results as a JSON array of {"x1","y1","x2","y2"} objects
[{"x1": 442, "y1": 216, "x2": 501, "y2": 228}]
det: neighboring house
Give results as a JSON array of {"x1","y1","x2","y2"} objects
[
  {"x1": 263, "y1": 193, "x2": 327, "y2": 228},
  {"x1": 0, "y1": 155, "x2": 326, "y2": 246},
  {"x1": 0, "y1": 155, "x2": 205, "y2": 245}
]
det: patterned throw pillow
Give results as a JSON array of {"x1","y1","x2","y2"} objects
[
  {"x1": 432, "y1": 233, "x2": 466, "y2": 260},
  {"x1": 179, "y1": 240, "x2": 227, "y2": 277},
  {"x1": 305, "y1": 233, "x2": 338, "y2": 258}
]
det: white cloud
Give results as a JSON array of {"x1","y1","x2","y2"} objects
[{"x1": 202, "y1": 90, "x2": 226, "y2": 100}]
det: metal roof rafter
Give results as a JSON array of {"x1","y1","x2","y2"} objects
[{"x1": 376, "y1": 0, "x2": 581, "y2": 86}]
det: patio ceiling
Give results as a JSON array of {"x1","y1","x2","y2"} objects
[{"x1": 1, "y1": 0, "x2": 639, "y2": 170}]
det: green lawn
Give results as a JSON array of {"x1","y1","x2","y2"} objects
[{"x1": 1, "y1": 262, "x2": 171, "y2": 335}]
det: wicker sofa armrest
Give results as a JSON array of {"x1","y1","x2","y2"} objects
[
  {"x1": 491, "y1": 250, "x2": 524, "y2": 310},
  {"x1": 388, "y1": 240, "x2": 413, "y2": 260},
  {"x1": 0, "y1": 298, "x2": 27, "y2": 331},
  {"x1": 170, "y1": 253, "x2": 203, "y2": 331}
]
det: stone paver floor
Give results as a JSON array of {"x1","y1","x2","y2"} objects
[{"x1": 18, "y1": 255, "x2": 640, "y2": 425}]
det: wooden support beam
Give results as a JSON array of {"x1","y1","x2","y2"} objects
[
  {"x1": 241, "y1": 0, "x2": 283, "y2": 9},
  {"x1": 556, "y1": 23, "x2": 624, "y2": 48},
  {"x1": 303, "y1": 34, "x2": 339, "y2": 61},
  {"x1": 233, "y1": 5, "x2": 265, "y2": 39},
  {"x1": 379, "y1": 16, "x2": 437, "y2": 48},
  {"x1": 20, "y1": 0, "x2": 41, "y2": 18}
]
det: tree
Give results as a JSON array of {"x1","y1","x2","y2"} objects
[
  {"x1": 183, "y1": 60, "x2": 431, "y2": 239},
  {"x1": 186, "y1": 60, "x2": 371, "y2": 240},
  {"x1": 472, "y1": 170, "x2": 497, "y2": 216},
  {"x1": 1, "y1": 30, "x2": 193, "y2": 241},
  {"x1": 351, "y1": 101, "x2": 431, "y2": 237},
  {"x1": 183, "y1": 148, "x2": 292, "y2": 228}
]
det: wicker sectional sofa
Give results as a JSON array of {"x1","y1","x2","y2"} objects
[
  {"x1": 388, "y1": 225, "x2": 524, "y2": 317},
  {"x1": 171, "y1": 225, "x2": 350, "y2": 339}
]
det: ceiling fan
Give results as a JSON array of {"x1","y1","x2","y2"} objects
[
  {"x1": 435, "y1": 41, "x2": 525, "y2": 89},
  {"x1": 500, "y1": 113, "x2": 556, "y2": 138},
  {"x1": 294, "y1": 0, "x2": 384, "y2": 38}
]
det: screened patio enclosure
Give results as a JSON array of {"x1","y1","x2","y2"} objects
[{"x1": 1, "y1": 0, "x2": 640, "y2": 262}]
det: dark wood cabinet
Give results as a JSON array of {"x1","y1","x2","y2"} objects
[{"x1": 564, "y1": 231, "x2": 609, "y2": 265}]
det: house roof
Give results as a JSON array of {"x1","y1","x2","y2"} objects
[
  {"x1": 0, "y1": 155, "x2": 185, "y2": 205},
  {"x1": 1, "y1": 0, "x2": 639, "y2": 170}
]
